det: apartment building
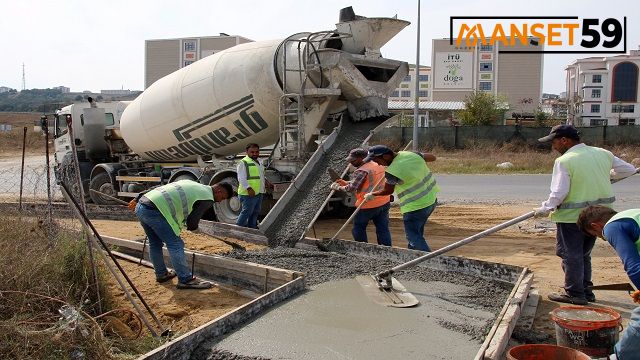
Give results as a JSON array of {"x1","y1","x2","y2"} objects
[
  {"x1": 145, "y1": 34, "x2": 253, "y2": 89},
  {"x1": 430, "y1": 38, "x2": 543, "y2": 112},
  {"x1": 566, "y1": 49, "x2": 640, "y2": 126}
]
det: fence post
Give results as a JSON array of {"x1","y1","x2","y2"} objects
[
  {"x1": 602, "y1": 124, "x2": 607, "y2": 145},
  {"x1": 454, "y1": 126, "x2": 460, "y2": 149},
  {"x1": 19, "y1": 127, "x2": 27, "y2": 211}
]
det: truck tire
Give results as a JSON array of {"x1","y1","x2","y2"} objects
[
  {"x1": 89, "y1": 172, "x2": 120, "y2": 205},
  {"x1": 212, "y1": 176, "x2": 241, "y2": 224}
]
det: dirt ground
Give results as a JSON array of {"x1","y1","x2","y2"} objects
[{"x1": 93, "y1": 203, "x2": 637, "y2": 345}]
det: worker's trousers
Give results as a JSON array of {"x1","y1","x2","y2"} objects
[
  {"x1": 615, "y1": 306, "x2": 640, "y2": 359},
  {"x1": 135, "y1": 202, "x2": 192, "y2": 283},
  {"x1": 402, "y1": 202, "x2": 437, "y2": 252},
  {"x1": 237, "y1": 194, "x2": 262, "y2": 229},
  {"x1": 352, "y1": 202, "x2": 392, "y2": 246},
  {"x1": 555, "y1": 223, "x2": 596, "y2": 299}
]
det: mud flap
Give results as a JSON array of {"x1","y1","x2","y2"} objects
[{"x1": 355, "y1": 275, "x2": 419, "y2": 308}]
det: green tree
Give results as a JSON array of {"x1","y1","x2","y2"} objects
[
  {"x1": 456, "y1": 91, "x2": 507, "y2": 125},
  {"x1": 534, "y1": 108, "x2": 549, "y2": 126}
]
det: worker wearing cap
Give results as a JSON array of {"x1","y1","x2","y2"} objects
[
  {"x1": 329, "y1": 148, "x2": 392, "y2": 246},
  {"x1": 577, "y1": 205, "x2": 640, "y2": 359},
  {"x1": 135, "y1": 180, "x2": 233, "y2": 289},
  {"x1": 236, "y1": 143, "x2": 268, "y2": 229},
  {"x1": 365, "y1": 145, "x2": 439, "y2": 251},
  {"x1": 535, "y1": 125, "x2": 636, "y2": 305}
]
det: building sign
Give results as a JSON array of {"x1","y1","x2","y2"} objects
[
  {"x1": 182, "y1": 39, "x2": 198, "y2": 67},
  {"x1": 480, "y1": 53, "x2": 493, "y2": 60},
  {"x1": 434, "y1": 52, "x2": 473, "y2": 89}
]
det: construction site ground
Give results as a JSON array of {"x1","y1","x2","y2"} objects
[{"x1": 91, "y1": 202, "x2": 637, "y2": 347}]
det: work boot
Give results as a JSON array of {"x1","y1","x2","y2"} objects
[
  {"x1": 586, "y1": 293, "x2": 596, "y2": 302},
  {"x1": 548, "y1": 292, "x2": 588, "y2": 305}
]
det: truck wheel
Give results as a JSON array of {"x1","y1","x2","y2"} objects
[
  {"x1": 89, "y1": 172, "x2": 120, "y2": 205},
  {"x1": 212, "y1": 177, "x2": 241, "y2": 224}
]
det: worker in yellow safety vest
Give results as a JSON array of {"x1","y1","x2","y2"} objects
[
  {"x1": 330, "y1": 148, "x2": 392, "y2": 246},
  {"x1": 365, "y1": 145, "x2": 439, "y2": 251},
  {"x1": 236, "y1": 143, "x2": 271, "y2": 229},
  {"x1": 535, "y1": 124, "x2": 636, "y2": 305},
  {"x1": 134, "y1": 180, "x2": 233, "y2": 289}
]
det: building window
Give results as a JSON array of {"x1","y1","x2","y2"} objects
[
  {"x1": 619, "y1": 118, "x2": 636, "y2": 126},
  {"x1": 417, "y1": 90, "x2": 429, "y2": 97},
  {"x1": 591, "y1": 89, "x2": 601, "y2": 98},
  {"x1": 418, "y1": 74, "x2": 429, "y2": 82},
  {"x1": 404, "y1": 75, "x2": 411, "y2": 82},
  {"x1": 592, "y1": 74, "x2": 602, "y2": 83},
  {"x1": 591, "y1": 104, "x2": 600, "y2": 113},
  {"x1": 612, "y1": 62, "x2": 639, "y2": 102},
  {"x1": 183, "y1": 60, "x2": 195, "y2": 67},
  {"x1": 184, "y1": 41, "x2": 196, "y2": 52},
  {"x1": 480, "y1": 44, "x2": 493, "y2": 52},
  {"x1": 480, "y1": 63, "x2": 493, "y2": 72},
  {"x1": 590, "y1": 119, "x2": 607, "y2": 126},
  {"x1": 420, "y1": 83, "x2": 429, "y2": 88},
  {"x1": 400, "y1": 83, "x2": 409, "y2": 88},
  {"x1": 400, "y1": 90, "x2": 411, "y2": 97},
  {"x1": 479, "y1": 81, "x2": 492, "y2": 91},
  {"x1": 612, "y1": 104, "x2": 635, "y2": 113},
  {"x1": 391, "y1": 91, "x2": 399, "y2": 97}
]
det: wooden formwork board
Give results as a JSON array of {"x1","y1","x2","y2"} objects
[{"x1": 101, "y1": 235, "x2": 303, "y2": 295}]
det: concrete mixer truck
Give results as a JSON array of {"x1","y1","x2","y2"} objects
[{"x1": 53, "y1": 6, "x2": 409, "y2": 223}]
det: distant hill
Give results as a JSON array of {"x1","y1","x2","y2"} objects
[{"x1": 0, "y1": 88, "x2": 141, "y2": 113}]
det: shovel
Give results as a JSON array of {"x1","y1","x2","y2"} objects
[{"x1": 357, "y1": 211, "x2": 536, "y2": 307}]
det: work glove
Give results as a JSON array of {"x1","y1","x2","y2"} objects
[
  {"x1": 329, "y1": 182, "x2": 342, "y2": 191},
  {"x1": 632, "y1": 290, "x2": 640, "y2": 304},
  {"x1": 128, "y1": 199, "x2": 137, "y2": 212},
  {"x1": 364, "y1": 192, "x2": 376, "y2": 201},
  {"x1": 336, "y1": 179, "x2": 348, "y2": 186},
  {"x1": 533, "y1": 207, "x2": 551, "y2": 218}
]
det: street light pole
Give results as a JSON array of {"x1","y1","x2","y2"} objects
[{"x1": 412, "y1": 0, "x2": 421, "y2": 151}]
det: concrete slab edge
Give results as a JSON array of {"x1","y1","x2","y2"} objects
[{"x1": 137, "y1": 277, "x2": 306, "y2": 360}]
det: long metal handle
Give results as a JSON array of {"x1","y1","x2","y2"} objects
[
  {"x1": 330, "y1": 175, "x2": 386, "y2": 241},
  {"x1": 611, "y1": 168, "x2": 639, "y2": 184},
  {"x1": 377, "y1": 211, "x2": 535, "y2": 277}
]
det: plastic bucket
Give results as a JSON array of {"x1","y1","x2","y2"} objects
[
  {"x1": 550, "y1": 305, "x2": 621, "y2": 357},
  {"x1": 507, "y1": 344, "x2": 591, "y2": 360}
]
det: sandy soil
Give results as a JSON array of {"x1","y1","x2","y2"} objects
[
  {"x1": 93, "y1": 203, "x2": 637, "y2": 345},
  {"x1": 105, "y1": 260, "x2": 251, "y2": 335}
]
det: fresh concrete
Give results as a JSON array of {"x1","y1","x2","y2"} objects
[{"x1": 212, "y1": 279, "x2": 496, "y2": 359}]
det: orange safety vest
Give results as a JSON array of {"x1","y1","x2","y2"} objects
[{"x1": 355, "y1": 161, "x2": 390, "y2": 209}]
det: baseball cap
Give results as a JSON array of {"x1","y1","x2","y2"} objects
[
  {"x1": 364, "y1": 145, "x2": 393, "y2": 161},
  {"x1": 538, "y1": 124, "x2": 580, "y2": 142},
  {"x1": 346, "y1": 148, "x2": 368, "y2": 161}
]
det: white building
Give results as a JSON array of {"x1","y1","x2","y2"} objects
[
  {"x1": 388, "y1": 65, "x2": 431, "y2": 102},
  {"x1": 53, "y1": 86, "x2": 70, "y2": 93},
  {"x1": 566, "y1": 49, "x2": 640, "y2": 126},
  {"x1": 0, "y1": 86, "x2": 15, "y2": 93}
]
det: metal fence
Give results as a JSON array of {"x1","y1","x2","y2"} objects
[{"x1": 371, "y1": 125, "x2": 640, "y2": 149}]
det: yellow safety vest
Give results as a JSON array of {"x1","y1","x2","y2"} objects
[
  {"x1": 385, "y1": 151, "x2": 439, "y2": 214},
  {"x1": 237, "y1": 156, "x2": 262, "y2": 196},
  {"x1": 144, "y1": 180, "x2": 213, "y2": 236}
]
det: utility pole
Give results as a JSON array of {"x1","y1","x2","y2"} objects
[
  {"x1": 22, "y1": 63, "x2": 26, "y2": 91},
  {"x1": 412, "y1": 0, "x2": 421, "y2": 151}
]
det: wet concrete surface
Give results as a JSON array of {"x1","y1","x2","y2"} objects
[
  {"x1": 192, "y1": 247, "x2": 512, "y2": 360},
  {"x1": 208, "y1": 279, "x2": 496, "y2": 360},
  {"x1": 264, "y1": 119, "x2": 383, "y2": 247}
]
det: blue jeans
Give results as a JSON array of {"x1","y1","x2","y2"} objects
[
  {"x1": 615, "y1": 306, "x2": 640, "y2": 359},
  {"x1": 556, "y1": 223, "x2": 596, "y2": 299},
  {"x1": 352, "y1": 202, "x2": 392, "y2": 246},
  {"x1": 135, "y1": 202, "x2": 192, "y2": 283},
  {"x1": 402, "y1": 202, "x2": 437, "y2": 251},
  {"x1": 237, "y1": 194, "x2": 262, "y2": 229}
]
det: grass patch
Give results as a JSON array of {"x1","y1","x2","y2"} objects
[
  {"x1": 0, "y1": 127, "x2": 51, "y2": 156},
  {"x1": 0, "y1": 213, "x2": 160, "y2": 359},
  {"x1": 374, "y1": 139, "x2": 640, "y2": 174}
]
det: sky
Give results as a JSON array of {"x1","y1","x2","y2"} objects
[{"x1": 1, "y1": 0, "x2": 638, "y2": 95}]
